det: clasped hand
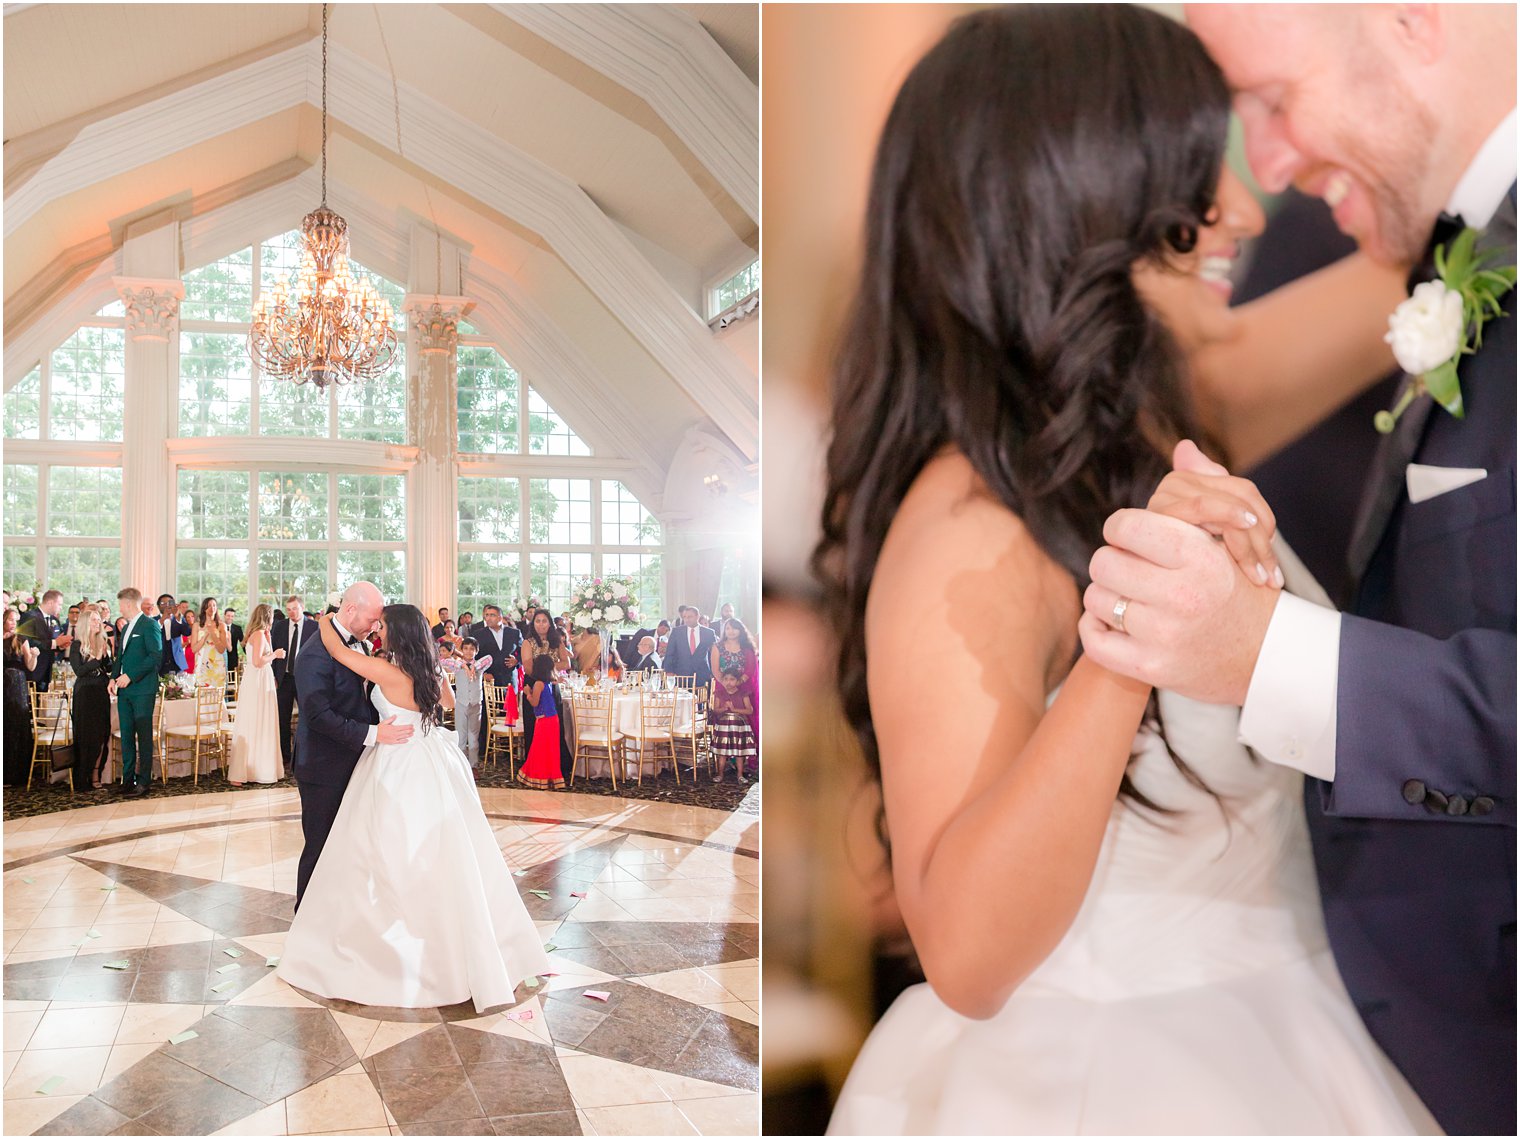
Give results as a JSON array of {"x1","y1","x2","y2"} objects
[{"x1": 1079, "y1": 440, "x2": 1283, "y2": 706}]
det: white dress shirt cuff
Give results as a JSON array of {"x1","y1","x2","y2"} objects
[
  {"x1": 1238, "y1": 592, "x2": 1341, "y2": 782},
  {"x1": 364, "y1": 726, "x2": 378, "y2": 747}
]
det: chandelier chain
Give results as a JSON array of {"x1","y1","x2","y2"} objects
[
  {"x1": 374, "y1": 3, "x2": 444, "y2": 295},
  {"x1": 321, "y1": 2, "x2": 329, "y2": 205}
]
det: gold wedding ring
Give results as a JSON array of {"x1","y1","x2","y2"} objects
[{"x1": 1111, "y1": 596, "x2": 1131, "y2": 635}]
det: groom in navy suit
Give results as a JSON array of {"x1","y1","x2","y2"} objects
[
  {"x1": 292, "y1": 581, "x2": 413, "y2": 909},
  {"x1": 1085, "y1": 7, "x2": 1515, "y2": 1133}
]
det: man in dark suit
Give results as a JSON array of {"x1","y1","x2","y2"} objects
[
  {"x1": 111, "y1": 588, "x2": 162, "y2": 798},
  {"x1": 430, "y1": 607, "x2": 451, "y2": 640},
  {"x1": 223, "y1": 608, "x2": 244, "y2": 673},
  {"x1": 271, "y1": 596, "x2": 319, "y2": 772},
  {"x1": 468, "y1": 604, "x2": 522, "y2": 743},
  {"x1": 292, "y1": 581, "x2": 412, "y2": 909},
  {"x1": 627, "y1": 635, "x2": 661, "y2": 673},
  {"x1": 1086, "y1": 8, "x2": 1516, "y2": 1132},
  {"x1": 19, "y1": 589, "x2": 73, "y2": 689},
  {"x1": 155, "y1": 594, "x2": 190, "y2": 676},
  {"x1": 662, "y1": 605, "x2": 716, "y2": 688}
]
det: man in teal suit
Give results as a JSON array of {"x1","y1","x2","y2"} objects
[{"x1": 111, "y1": 587, "x2": 162, "y2": 798}]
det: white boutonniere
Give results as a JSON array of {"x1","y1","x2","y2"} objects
[{"x1": 1377, "y1": 229, "x2": 1517, "y2": 433}]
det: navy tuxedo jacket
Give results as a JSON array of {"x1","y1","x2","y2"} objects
[
  {"x1": 292, "y1": 625, "x2": 377, "y2": 789},
  {"x1": 1306, "y1": 186, "x2": 1516, "y2": 1136}
]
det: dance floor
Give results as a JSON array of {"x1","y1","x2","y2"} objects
[{"x1": 1, "y1": 787, "x2": 759, "y2": 1136}]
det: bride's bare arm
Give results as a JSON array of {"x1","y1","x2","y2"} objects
[
  {"x1": 1191, "y1": 252, "x2": 1407, "y2": 468},
  {"x1": 869, "y1": 455, "x2": 1151, "y2": 1020},
  {"x1": 316, "y1": 613, "x2": 409, "y2": 693}
]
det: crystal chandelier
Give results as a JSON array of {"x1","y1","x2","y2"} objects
[{"x1": 249, "y1": 4, "x2": 396, "y2": 390}]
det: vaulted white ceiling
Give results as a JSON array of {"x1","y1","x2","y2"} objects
[{"x1": 2, "y1": 2, "x2": 758, "y2": 470}]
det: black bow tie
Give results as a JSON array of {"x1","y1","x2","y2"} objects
[{"x1": 1407, "y1": 211, "x2": 1466, "y2": 292}]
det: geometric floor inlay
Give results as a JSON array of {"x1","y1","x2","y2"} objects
[{"x1": 3, "y1": 785, "x2": 759, "y2": 1135}]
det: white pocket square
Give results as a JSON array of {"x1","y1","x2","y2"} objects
[{"x1": 1406, "y1": 463, "x2": 1487, "y2": 504}]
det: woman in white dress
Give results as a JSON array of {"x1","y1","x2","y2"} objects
[
  {"x1": 279, "y1": 604, "x2": 548, "y2": 1012},
  {"x1": 816, "y1": 7, "x2": 1436, "y2": 1134},
  {"x1": 227, "y1": 603, "x2": 283, "y2": 785}
]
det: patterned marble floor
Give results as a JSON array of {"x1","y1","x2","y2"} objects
[{"x1": 2, "y1": 787, "x2": 759, "y2": 1136}]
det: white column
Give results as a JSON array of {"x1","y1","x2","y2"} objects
[
  {"x1": 405, "y1": 295, "x2": 471, "y2": 615},
  {"x1": 114, "y1": 276, "x2": 183, "y2": 596}
]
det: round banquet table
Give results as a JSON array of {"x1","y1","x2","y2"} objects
[
  {"x1": 109, "y1": 690, "x2": 232, "y2": 780},
  {"x1": 562, "y1": 685, "x2": 695, "y2": 780}
]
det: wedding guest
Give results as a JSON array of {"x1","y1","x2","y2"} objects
[
  {"x1": 69, "y1": 608, "x2": 114, "y2": 789},
  {"x1": 710, "y1": 669, "x2": 757, "y2": 782},
  {"x1": 664, "y1": 605, "x2": 716, "y2": 688},
  {"x1": 436, "y1": 619, "x2": 458, "y2": 645},
  {"x1": 21, "y1": 589, "x2": 74, "y2": 689},
  {"x1": 711, "y1": 617, "x2": 760, "y2": 741},
  {"x1": 719, "y1": 602, "x2": 737, "y2": 623},
  {"x1": 517, "y1": 656, "x2": 565, "y2": 790},
  {"x1": 452, "y1": 638, "x2": 486, "y2": 773},
  {"x1": 458, "y1": 610, "x2": 474, "y2": 631},
  {"x1": 156, "y1": 594, "x2": 188, "y2": 676},
  {"x1": 431, "y1": 607, "x2": 452, "y2": 639},
  {"x1": 571, "y1": 626, "x2": 603, "y2": 679},
  {"x1": 228, "y1": 604, "x2": 284, "y2": 785},
  {"x1": 192, "y1": 597, "x2": 229, "y2": 689},
  {"x1": 271, "y1": 596, "x2": 318, "y2": 770},
  {"x1": 224, "y1": 607, "x2": 244, "y2": 673},
  {"x1": 519, "y1": 608, "x2": 569, "y2": 753},
  {"x1": 113, "y1": 587, "x2": 161, "y2": 797},
  {"x1": 66, "y1": 604, "x2": 81, "y2": 639},
  {"x1": 656, "y1": 619, "x2": 671, "y2": 656},
  {"x1": 468, "y1": 604, "x2": 522, "y2": 751},
  {"x1": 629, "y1": 636, "x2": 661, "y2": 672},
  {"x1": 4, "y1": 608, "x2": 39, "y2": 785}
]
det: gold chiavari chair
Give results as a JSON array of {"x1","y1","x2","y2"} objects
[
  {"x1": 673, "y1": 683, "x2": 715, "y2": 781},
  {"x1": 629, "y1": 689, "x2": 678, "y2": 786},
  {"x1": 161, "y1": 686, "x2": 227, "y2": 786},
  {"x1": 569, "y1": 690, "x2": 625, "y2": 790},
  {"x1": 483, "y1": 681, "x2": 525, "y2": 776},
  {"x1": 28, "y1": 686, "x2": 74, "y2": 792}
]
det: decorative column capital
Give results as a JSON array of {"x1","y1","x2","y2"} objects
[
  {"x1": 113, "y1": 277, "x2": 186, "y2": 343},
  {"x1": 404, "y1": 295, "x2": 474, "y2": 356}
]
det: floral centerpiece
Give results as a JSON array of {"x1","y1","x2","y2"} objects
[
  {"x1": 6, "y1": 584, "x2": 41, "y2": 614},
  {"x1": 159, "y1": 673, "x2": 196, "y2": 701},
  {"x1": 506, "y1": 597, "x2": 547, "y2": 624},
  {"x1": 567, "y1": 577, "x2": 642, "y2": 631}
]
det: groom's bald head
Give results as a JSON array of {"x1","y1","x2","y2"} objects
[
  {"x1": 1187, "y1": 4, "x2": 1516, "y2": 265},
  {"x1": 340, "y1": 582, "x2": 384, "y2": 635}
]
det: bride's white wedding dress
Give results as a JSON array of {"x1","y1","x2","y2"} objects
[
  {"x1": 828, "y1": 692, "x2": 1443, "y2": 1136},
  {"x1": 279, "y1": 687, "x2": 549, "y2": 1011}
]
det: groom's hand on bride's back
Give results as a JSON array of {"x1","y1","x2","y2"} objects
[
  {"x1": 376, "y1": 715, "x2": 414, "y2": 745},
  {"x1": 1080, "y1": 443, "x2": 1284, "y2": 705}
]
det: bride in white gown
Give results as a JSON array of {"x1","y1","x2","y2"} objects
[
  {"x1": 279, "y1": 606, "x2": 548, "y2": 1011},
  {"x1": 816, "y1": 7, "x2": 1436, "y2": 1134}
]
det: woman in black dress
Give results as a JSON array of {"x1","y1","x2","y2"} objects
[
  {"x1": 69, "y1": 609, "x2": 113, "y2": 790},
  {"x1": 4, "y1": 607, "x2": 38, "y2": 786}
]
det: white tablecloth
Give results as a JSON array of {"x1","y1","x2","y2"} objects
[
  {"x1": 565, "y1": 687, "x2": 695, "y2": 779},
  {"x1": 110, "y1": 693, "x2": 231, "y2": 779}
]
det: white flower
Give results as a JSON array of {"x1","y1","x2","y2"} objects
[
  {"x1": 573, "y1": 613, "x2": 592, "y2": 629},
  {"x1": 592, "y1": 608, "x2": 603, "y2": 621},
  {"x1": 603, "y1": 589, "x2": 614, "y2": 601},
  {"x1": 1385, "y1": 280, "x2": 1465, "y2": 376},
  {"x1": 327, "y1": 590, "x2": 341, "y2": 607},
  {"x1": 605, "y1": 605, "x2": 624, "y2": 622}
]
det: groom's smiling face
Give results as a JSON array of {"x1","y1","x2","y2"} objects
[{"x1": 1187, "y1": 5, "x2": 1441, "y2": 266}]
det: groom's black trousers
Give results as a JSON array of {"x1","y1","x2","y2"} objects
[{"x1": 294, "y1": 778, "x2": 347, "y2": 911}]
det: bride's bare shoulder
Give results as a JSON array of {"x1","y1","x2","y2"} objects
[{"x1": 868, "y1": 450, "x2": 1078, "y2": 657}]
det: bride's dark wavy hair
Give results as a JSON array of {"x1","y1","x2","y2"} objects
[
  {"x1": 815, "y1": 4, "x2": 1231, "y2": 821},
  {"x1": 381, "y1": 604, "x2": 444, "y2": 732}
]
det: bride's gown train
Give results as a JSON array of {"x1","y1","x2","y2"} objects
[
  {"x1": 280, "y1": 688, "x2": 549, "y2": 1012},
  {"x1": 830, "y1": 682, "x2": 1443, "y2": 1133}
]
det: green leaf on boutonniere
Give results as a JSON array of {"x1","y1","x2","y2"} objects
[{"x1": 1422, "y1": 359, "x2": 1464, "y2": 418}]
